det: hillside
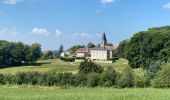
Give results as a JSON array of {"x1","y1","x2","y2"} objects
[{"x1": 0, "y1": 58, "x2": 129, "y2": 74}]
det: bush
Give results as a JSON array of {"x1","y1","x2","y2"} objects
[
  {"x1": 59, "y1": 57, "x2": 75, "y2": 62},
  {"x1": 116, "y1": 67, "x2": 134, "y2": 88},
  {"x1": 57, "y1": 73, "x2": 75, "y2": 86},
  {"x1": 3, "y1": 74, "x2": 14, "y2": 84},
  {"x1": 39, "y1": 72, "x2": 75, "y2": 86},
  {"x1": 100, "y1": 67, "x2": 116, "y2": 87},
  {"x1": 79, "y1": 60, "x2": 103, "y2": 74},
  {"x1": 152, "y1": 64, "x2": 170, "y2": 88},
  {"x1": 74, "y1": 73, "x2": 87, "y2": 86},
  {"x1": 143, "y1": 60, "x2": 164, "y2": 86},
  {"x1": 75, "y1": 57, "x2": 85, "y2": 60},
  {"x1": 39, "y1": 72, "x2": 57, "y2": 86},
  {"x1": 0, "y1": 74, "x2": 4, "y2": 85},
  {"x1": 134, "y1": 73, "x2": 145, "y2": 88},
  {"x1": 87, "y1": 73, "x2": 100, "y2": 87},
  {"x1": 13, "y1": 72, "x2": 28, "y2": 85}
]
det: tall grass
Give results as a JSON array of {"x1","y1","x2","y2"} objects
[{"x1": 0, "y1": 86, "x2": 170, "y2": 100}]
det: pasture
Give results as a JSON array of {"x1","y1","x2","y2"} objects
[
  {"x1": 0, "y1": 86, "x2": 169, "y2": 100},
  {"x1": 0, "y1": 58, "x2": 129, "y2": 74}
]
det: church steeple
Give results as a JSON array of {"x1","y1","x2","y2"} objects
[{"x1": 100, "y1": 33, "x2": 107, "y2": 48}]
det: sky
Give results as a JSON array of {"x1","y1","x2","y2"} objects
[{"x1": 0, "y1": 0, "x2": 170, "y2": 50}]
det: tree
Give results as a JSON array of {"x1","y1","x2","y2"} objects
[
  {"x1": 100, "y1": 66, "x2": 117, "y2": 87},
  {"x1": 116, "y1": 67, "x2": 134, "y2": 88},
  {"x1": 152, "y1": 64, "x2": 170, "y2": 88},
  {"x1": 68, "y1": 45, "x2": 85, "y2": 54},
  {"x1": 26, "y1": 43, "x2": 41, "y2": 64},
  {"x1": 42, "y1": 50, "x2": 53, "y2": 59},
  {"x1": 0, "y1": 41, "x2": 42, "y2": 66},
  {"x1": 118, "y1": 26, "x2": 170, "y2": 68},
  {"x1": 87, "y1": 42, "x2": 95, "y2": 48},
  {"x1": 116, "y1": 40, "x2": 129, "y2": 58},
  {"x1": 79, "y1": 60, "x2": 103, "y2": 74},
  {"x1": 59, "y1": 44, "x2": 64, "y2": 54},
  {"x1": 10, "y1": 42, "x2": 28, "y2": 65},
  {"x1": 0, "y1": 40, "x2": 13, "y2": 66}
]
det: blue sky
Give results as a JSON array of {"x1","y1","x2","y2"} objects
[{"x1": 0, "y1": 0, "x2": 170, "y2": 50}]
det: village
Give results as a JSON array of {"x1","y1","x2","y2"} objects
[
  {"x1": 1, "y1": 0, "x2": 170, "y2": 99},
  {"x1": 55, "y1": 33, "x2": 117, "y2": 63}
]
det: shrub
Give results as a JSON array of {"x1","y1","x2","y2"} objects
[
  {"x1": 100, "y1": 67, "x2": 116, "y2": 87},
  {"x1": 75, "y1": 57, "x2": 85, "y2": 60},
  {"x1": 3, "y1": 74, "x2": 14, "y2": 84},
  {"x1": 152, "y1": 64, "x2": 170, "y2": 88},
  {"x1": 116, "y1": 67, "x2": 134, "y2": 88},
  {"x1": 40, "y1": 72, "x2": 57, "y2": 86},
  {"x1": 23, "y1": 71, "x2": 41, "y2": 85},
  {"x1": 74, "y1": 73, "x2": 87, "y2": 86},
  {"x1": 57, "y1": 73, "x2": 75, "y2": 86},
  {"x1": 79, "y1": 60, "x2": 103, "y2": 74},
  {"x1": 59, "y1": 57, "x2": 75, "y2": 62},
  {"x1": 36, "y1": 72, "x2": 75, "y2": 86},
  {"x1": 13, "y1": 72, "x2": 28, "y2": 85},
  {"x1": 134, "y1": 73, "x2": 145, "y2": 88},
  {"x1": 0, "y1": 74, "x2": 4, "y2": 85},
  {"x1": 168, "y1": 57, "x2": 170, "y2": 63},
  {"x1": 87, "y1": 73, "x2": 100, "y2": 87},
  {"x1": 143, "y1": 60, "x2": 164, "y2": 86}
]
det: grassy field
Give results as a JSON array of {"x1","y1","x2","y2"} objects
[
  {"x1": 0, "y1": 58, "x2": 129, "y2": 74},
  {"x1": 0, "y1": 86, "x2": 170, "y2": 100},
  {"x1": 0, "y1": 60, "x2": 170, "y2": 100}
]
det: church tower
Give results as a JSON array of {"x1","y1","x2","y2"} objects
[{"x1": 100, "y1": 33, "x2": 107, "y2": 48}]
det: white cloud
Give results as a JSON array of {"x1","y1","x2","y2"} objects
[
  {"x1": 54, "y1": 29, "x2": 101, "y2": 40},
  {"x1": 163, "y1": 3, "x2": 170, "y2": 9},
  {"x1": 73, "y1": 33, "x2": 101, "y2": 39},
  {"x1": 32, "y1": 27, "x2": 49, "y2": 37},
  {"x1": 0, "y1": 28, "x2": 18, "y2": 35},
  {"x1": 4, "y1": 0, "x2": 23, "y2": 5},
  {"x1": 100, "y1": 0, "x2": 114, "y2": 4},
  {"x1": 96, "y1": 0, "x2": 118, "y2": 14},
  {"x1": 55, "y1": 29, "x2": 64, "y2": 37}
]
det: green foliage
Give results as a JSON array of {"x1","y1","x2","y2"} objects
[
  {"x1": 59, "y1": 44, "x2": 64, "y2": 54},
  {"x1": 0, "y1": 74, "x2": 4, "y2": 85},
  {"x1": 152, "y1": 64, "x2": 170, "y2": 88},
  {"x1": 134, "y1": 70, "x2": 145, "y2": 88},
  {"x1": 116, "y1": 40, "x2": 130, "y2": 58},
  {"x1": 87, "y1": 42, "x2": 95, "y2": 48},
  {"x1": 100, "y1": 67, "x2": 116, "y2": 87},
  {"x1": 116, "y1": 67, "x2": 134, "y2": 88},
  {"x1": 143, "y1": 60, "x2": 165, "y2": 86},
  {"x1": 26, "y1": 43, "x2": 42, "y2": 64},
  {"x1": 42, "y1": 50, "x2": 53, "y2": 59},
  {"x1": 0, "y1": 41, "x2": 41, "y2": 66},
  {"x1": 87, "y1": 73, "x2": 100, "y2": 87},
  {"x1": 79, "y1": 60, "x2": 103, "y2": 74},
  {"x1": 74, "y1": 73, "x2": 87, "y2": 86},
  {"x1": 75, "y1": 57, "x2": 85, "y2": 60},
  {"x1": 68, "y1": 45, "x2": 85, "y2": 53},
  {"x1": 59, "y1": 57, "x2": 75, "y2": 62},
  {"x1": 118, "y1": 26, "x2": 170, "y2": 68}
]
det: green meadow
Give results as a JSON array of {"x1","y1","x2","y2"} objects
[
  {"x1": 0, "y1": 59, "x2": 169, "y2": 100},
  {"x1": 0, "y1": 86, "x2": 170, "y2": 100},
  {"x1": 0, "y1": 58, "x2": 129, "y2": 74}
]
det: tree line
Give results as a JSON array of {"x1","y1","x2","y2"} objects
[
  {"x1": 116, "y1": 26, "x2": 170, "y2": 69},
  {"x1": 0, "y1": 40, "x2": 41, "y2": 66}
]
